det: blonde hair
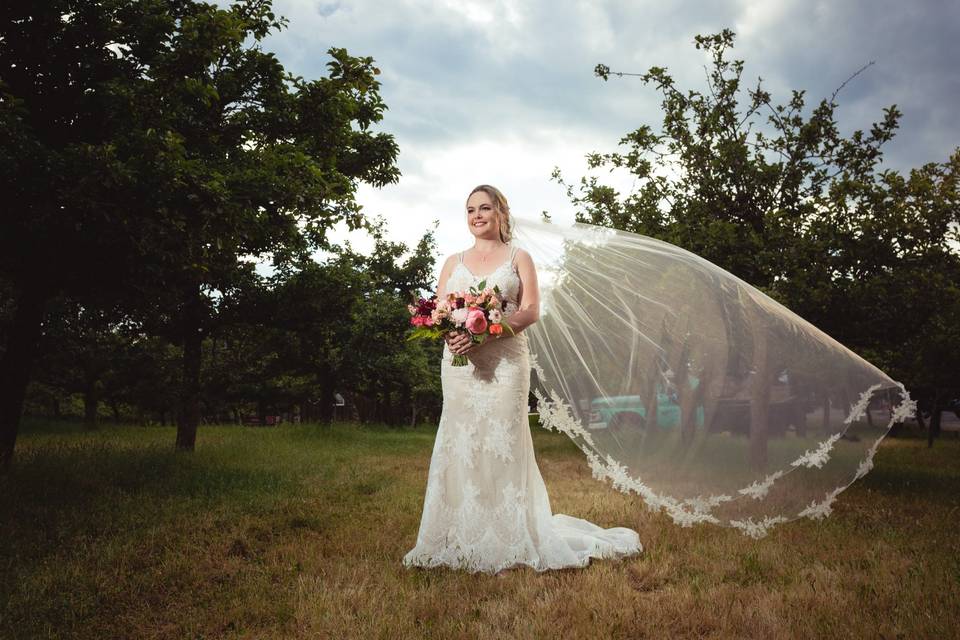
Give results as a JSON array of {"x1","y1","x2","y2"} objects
[{"x1": 467, "y1": 184, "x2": 512, "y2": 243}]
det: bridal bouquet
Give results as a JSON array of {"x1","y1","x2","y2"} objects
[{"x1": 407, "y1": 279, "x2": 515, "y2": 366}]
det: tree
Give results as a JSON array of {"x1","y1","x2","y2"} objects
[
  {"x1": 125, "y1": 1, "x2": 401, "y2": 450},
  {"x1": 0, "y1": 0, "x2": 400, "y2": 466},
  {"x1": 0, "y1": 0, "x2": 152, "y2": 467},
  {"x1": 559, "y1": 29, "x2": 959, "y2": 454},
  {"x1": 30, "y1": 298, "x2": 131, "y2": 428},
  {"x1": 261, "y1": 217, "x2": 437, "y2": 425}
]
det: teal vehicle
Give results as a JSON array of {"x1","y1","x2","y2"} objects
[
  {"x1": 587, "y1": 370, "x2": 812, "y2": 436},
  {"x1": 587, "y1": 378, "x2": 704, "y2": 432}
]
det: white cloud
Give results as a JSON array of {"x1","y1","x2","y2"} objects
[
  {"x1": 235, "y1": 0, "x2": 960, "y2": 285},
  {"x1": 345, "y1": 126, "x2": 636, "y2": 283}
]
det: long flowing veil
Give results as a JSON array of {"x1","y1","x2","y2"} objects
[{"x1": 512, "y1": 214, "x2": 916, "y2": 538}]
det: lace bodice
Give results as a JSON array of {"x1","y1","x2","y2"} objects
[{"x1": 444, "y1": 244, "x2": 522, "y2": 315}]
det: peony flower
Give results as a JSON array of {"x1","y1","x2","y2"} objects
[
  {"x1": 451, "y1": 307, "x2": 469, "y2": 326},
  {"x1": 465, "y1": 308, "x2": 488, "y2": 334}
]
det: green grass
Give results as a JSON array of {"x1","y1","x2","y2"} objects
[{"x1": 1, "y1": 419, "x2": 958, "y2": 639}]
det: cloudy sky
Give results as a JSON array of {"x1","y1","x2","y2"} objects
[{"x1": 249, "y1": 0, "x2": 959, "y2": 281}]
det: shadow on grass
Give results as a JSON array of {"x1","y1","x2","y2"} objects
[
  {"x1": 859, "y1": 460, "x2": 960, "y2": 501},
  {"x1": 0, "y1": 428, "x2": 304, "y2": 569},
  {"x1": 0, "y1": 420, "x2": 437, "y2": 552},
  {"x1": 4, "y1": 442, "x2": 296, "y2": 503}
]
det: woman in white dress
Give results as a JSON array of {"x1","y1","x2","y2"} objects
[{"x1": 402, "y1": 184, "x2": 643, "y2": 575}]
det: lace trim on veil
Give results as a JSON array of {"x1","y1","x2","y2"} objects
[{"x1": 530, "y1": 347, "x2": 916, "y2": 539}]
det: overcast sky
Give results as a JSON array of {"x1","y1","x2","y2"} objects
[{"x1": 248, "y1": 0, "x2": 960, "y2": 282}]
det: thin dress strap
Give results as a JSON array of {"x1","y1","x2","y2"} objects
[
  {"x1": 458, "y1": 251, "x2": 463, "y2": 263},
  {"x1": 509, "y1": 244, "x2": 518, "y2": 268}
]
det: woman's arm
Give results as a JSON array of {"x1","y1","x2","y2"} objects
[
  {"x1": 436, "y1": 254, "x2": 456, "y2": 299},
  {"x1": 436, "y1": 255, "x2": 465, "y2": 350},
  {"x1": 500, "y1": 248, "x2": 540, "y2": 337}
]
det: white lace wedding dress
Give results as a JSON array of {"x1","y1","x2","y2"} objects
[{"x1": 402, "y1": 243, "x2": 643, "y2": 574}]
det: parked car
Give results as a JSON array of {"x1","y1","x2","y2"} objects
[
  {"x1": 587, "y1": 370, "x2": 808, "y2": 437},
  {"x1": 588, "y1": 374, "x2": 704, "y2": 432},
  {"x1": 588, "y1": 389, "x2": 704, "y2": 432}
]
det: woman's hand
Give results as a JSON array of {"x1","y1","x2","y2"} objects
[{"x1": 445, "y1": 330, "x2": 474, "y2": 355}]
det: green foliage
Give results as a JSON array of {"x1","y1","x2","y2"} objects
[
  {"x1": 0, "y1": 1, "x2": 409, "y2": 454},
  {"x1": 560, "y1": 29, "x2": 960, "y2": 390}
]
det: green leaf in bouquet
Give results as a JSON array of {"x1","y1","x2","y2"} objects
[{"x1": 406, "y1": 326, "x2": 443, "y2": 341}]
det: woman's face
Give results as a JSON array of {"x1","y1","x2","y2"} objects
[{"x1": 466, "y1": 190, "x2": 500, "y2": 240}]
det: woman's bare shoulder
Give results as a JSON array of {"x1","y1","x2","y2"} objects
[
  {"x1": 437, "y1": 253, "x2": 459, "y2": 283},
  {"x1": 513, "y1": 247, "x2": 535, "y2": 266}
]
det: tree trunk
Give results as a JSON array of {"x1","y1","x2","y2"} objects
[
  {"x1": 671, "y1": 334, "x2": 695, "y2": 445},
  {"x1": 749, "y1": 325, "x2": 770, "y2": 473},
  {"x1": 83, "y1": 382, "x2": 100, "y2": 430},
  {"x1": 383, "y1": 390, "x2": 394, "y2": 426},
  {"x1": 83, "y1": 385, "x2": 100, "y2": 431},
  {"x1": 0, "y1": 285, "x2": 49, "y2": 471},
  {"x1": 794, "y1": 403, "x2": 807, "y2": 437},
  {"x1": 176, "y1": 282, "x2": 203, "y2": 450},
  {"x1": 680, "y1": 376, "x2": 704, "y2": 444},
  {"x1": 888, "y1": 390, "x2": 905, "y2": 437},
  {"x1": 914, "y1": 402, "x2": 927, "y2": 430},
  {"x1": 318, "y1": 370, "x2": 335, "y2": 425},
  {"x1": 928, "y1": 389, "x2": 944, "y2": 448}
]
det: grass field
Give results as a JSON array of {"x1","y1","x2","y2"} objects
[{"x1": 1, "y1": 419, "x2": 958, "y2": 639}]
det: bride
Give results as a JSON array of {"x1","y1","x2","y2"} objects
[{"x1": 402, "y1": 184, "x2": 642, "y2": 575}]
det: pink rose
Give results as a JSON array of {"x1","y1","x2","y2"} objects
[{"x1": 465, "y1": 308, "x2": 488, "y2": 334}]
